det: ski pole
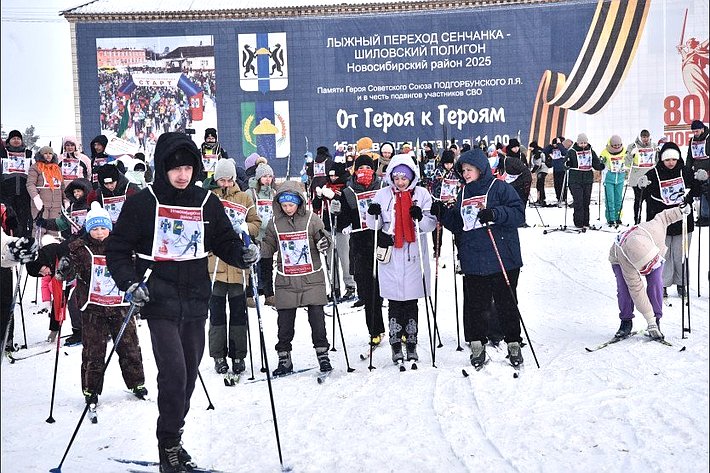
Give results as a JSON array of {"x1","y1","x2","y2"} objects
[
  {"x1": 243, "y1": 232, "x2": 289, "y2": 472},
  {"x1": 681, "y1": 211, "x2": 689, "y2": 338},
  {"x1": 325, "y1": 209, "x2": 338, "y2": 352},
  {"x1": 327, "y1": 212, "x2": 355, "y2": 372},
  {"x1": 14, "y1": 265, "x2": 28, "y2": 348},
  {"x1": 484, "y1": 225, "x2": 540, "y2": 368},
  {"x1": 452, "y1": 233, "x2": 463, "y2": 352},
  {"x1": 698, "y1": 197, "x2": 702, "y2": 297},
  {"x1": 368, "y1": 214, "x2": 379, "y2": 371},
  {"x1": 242, "y1": 270, "x2": 256, "y2": 381},
  {"x1": 1, "y1": 266, "x2": 25, "y2": 367},
  {"x1": 46, "y1": 278, "x2": 68, "y2": 424},
  {"x1": 596, "y1": 175, "x2": 602, "y2": 221},
  {"x1": 50, "y1": 279, "x2": 143, "y2": 472},
  {"x1": 197, "y1": 371, "x2": 214, "y2": 410},
  {"x1": 529, "y1": 192, "x2": 546, "y2": 227},
  {"x1": 414, "y1": 219, "x2": 437, "y2": 368}
]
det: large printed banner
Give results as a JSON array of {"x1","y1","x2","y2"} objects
[{"x1": 82, "y1": 0, "x2": 708, "y2": 175}]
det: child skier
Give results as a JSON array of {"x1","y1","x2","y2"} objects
[
  {"x1": 430, "y1": 149, "x2": 461, "y2": 257},
  {"x1": 433, "y1": 148, "x2": 526, "y2": 368},
  {"x1": 203, "y1": 158, "x2": 261, "y2": 376},
  {"x1": 56, "y1": 202, "x2": 147, "y2": 404},
  {"x1": 260, "y1": 181, "x2": 333, "y2": 376},
  {"x1": 365, "y1": 154, "x2": 436, "y2": 364},
  {"x1": 247, "y1": 162, "x2": 277, "y2": 306},
  {"x1": 599, "y1": 135, "x2": 627, "y2": 226}
]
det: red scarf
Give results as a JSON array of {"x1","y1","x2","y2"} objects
[{"x1": 393, "y1": 189, "x2": 416, "y2": 248}]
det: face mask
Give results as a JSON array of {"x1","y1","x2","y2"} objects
[{"x1": 355, "y1": 168, "x2": 374, "y2": 187}]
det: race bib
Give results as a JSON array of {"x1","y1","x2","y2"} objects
[
  {"x1": 636, "y1": 147, "x2": 655, "y2": 168},
  {"x1": 61, "y1": 157, "x2": 82, "y2": 181},
  {"x1": 202, "y1": 151, "x2": 218, "y2": 173},
  {"x1": 256, "y1": 199, "x2": 273, "y2": 225},
  {"x1": 440, "y1": 178, "x2": 459, "y2": 201},
  {"x1": 313, "y1": 161, "x2": 326, "y2": 178},
  {"x1": 659, "y1": 176, "x2": 685, "y2": 206},
  {"x1": 152, "y1": 205, "x2": 207, "y2": 261},
  {"x1": 461, "y1": 195, "x2": 487, "y2": 231},
  {"x1": 103, "y1": 195, "x2": 127, "y2": 223},
  {"x1": 221, "y1": 199, "x2": 248, "y2": 231},
  {"x1": 577, "y1": 150, "x2": 592, "y2": 170},
  {"x1": 69, "y1": 209, "x2": 88, "y2": 234},
  {"x1": 3, "y1": 151, "x2": 31, "y2": 175},
  {"x1": 354, "y1": 190, "x2": 378, "y2": 230},
  {"x1": 691, "y1": 142, "x2": 708, "y2": 160},
  {"x1": 609, "y1": 157, "x2": 624, "y2": 173},
  {"x1": 278, "y1": 230, "x2": 313, "y2": 275},
  {"x1": 84, "y1": 255, "x2": 127, "y2": 308}
]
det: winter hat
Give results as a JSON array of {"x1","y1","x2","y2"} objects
[
  {"x1": 164, "y1": 147, "x2": 198, "y2": 171},
  {"x1": 134, "y1": 152, "x2": 146, "y2": 161},
  {"x1": 204, "y1": 128, "x2": 218, "y2": 140},
  {"x1": 690, "y1": 120, "x2": 705, "y2": 130},
  {"x1": 8, "y1": 130, "x2": 22, "y2": 141},
  {"x1": 441, "y1": 150, "x2": 455, "y2": 164},
  {"x1": 256, "y1": 156, "x2": 268, "y2": 166},
  {"x1": 379, "y1": 142, "x2": 395, "y2": 156},
  {"x1": 609, "y1": 135, "x2": 623, "y2": 148},
  {"x1": 639, "y1": 129, "x2": 650, "y2": 138},
  {"x1": 617, "y1": 228, "x2": 661, "y2": 276},
  {"x1": 577, "y1": 133, "x2": 589, "y2": 143},
  {"x1": 507, "y1": 138, "x2": 521, "y2": 149},
  {"x1": 255, "y1": 162, "x2": 274, "y2": 181},
  {"x1": 356, "y1": 137, "x2": 373, "y2": 153},
  {"x1": 92, "y1": 135, "x2": 109, "y2": 148},
  {"x1": 529, "y1": 141, "x2": 541, "y2": 151},
  {"x1": 660, "y1": 142, "x2": 681, "y2": 161},
  {"x1": 316, "y1": 146, "x2": 330, "y2": 158},
  {"x1": 461, "y1": 143, "x2": 471, "y2": 153},
  {"x1": 213, "y1": 158, "x2": 237, "y2": 182},
  {"x1": 354, "y1": 154, "x2": 375, "y2": 170},
  {"x1": 97, "y1": 163, "x2": 120, "y2": 184},
  {"x1": 401, "y1": 143, "x2": 412, "y2": 152},
  {"x1": 85, "y1": 201, "x2": 113, "y2": 232},
  {"x1": 390, "y1": 163, "x2": 414, "y2": 181},
  {"x1": 304, "y1": 151, "x2": 313, "y2": 162},
  {"x1": 244, "y1": 152, "x2": 260, "y2": 169},
  {"x1": 39, "y1": 146, "x2": 54, "y2": 156},
  {"x1": 278, "y1": 192, "x2": 302, "y2": 206}
]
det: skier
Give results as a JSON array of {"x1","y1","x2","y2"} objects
[
  {"x1": 686, "y1": 120, "x2": 710, "y2": 226},
  {"x1": 609, "y1": 204, "x2": 692, "y2": 340},
  {"x1": 432, "y1": 148, "x2": 526, "y2": 368},
  {"x1": 496, "y1": 138, "x2": 532, "y2": 227},
  {"x1": 259, "y1": 182, "x2": 333, "y2": 376},
  {"x1": 599, "y1": 135, "x2": 627, "y2": 226},
  {"x1": 1, "y1": 130, "x2": 34, "y2": 237},
  {"x1": 203, "y1": 158, "x2": 261, "y2": 376},
  {"x1": 89, "y1": 135, "x2": 110, "y2": 189},
  {"x1": 58, "y1": 136, "x2": 91, "y2": 185},
  {"x1": 247, "y1": 162, "x2": 277, "y2": 306},
  {"x1": 27, "y1": 145, "x2": 65, "y2": 238},
  {"x1": 542, "y1": 136, "x2": 570, "y2": 204},
  {"x1": 565, "y1": 133, "x2": 604, "y2": 229},
  {"x1": 56, "y1": 202, "x2": 147, "y2": 405},
  {"x1": 365, "y1": 154, "x2": 437, "y2": 364},
  {"x1": 625, "y1": 130, "x2": 657, "y2": 224},
  {"x1": 430, "y1": 149, "x2": 461, "y2": 257},
  {"x1": 105, "y1": 132, "x2": 260, "y2": 473},
  {"x1": 87, "y1": 163, "x2": 139, "y2": 224}
]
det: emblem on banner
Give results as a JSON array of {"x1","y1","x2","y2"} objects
[
  {"x1": 241, "y1": 100, "x2": 291, "y2": 159},
  {"x1": 238, "y1": 33, "x2": 288, "y2": 93}
]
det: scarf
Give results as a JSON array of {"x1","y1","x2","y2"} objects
[
  {"x1": 37, "y1": 161, "x2": 63, "y2": 190},
  {"x1": 355, "y1": 168, "x2": 374, "y2": 188},
  {"x1": 393, "y1": 189, "x2": 416, "y2": 248}
]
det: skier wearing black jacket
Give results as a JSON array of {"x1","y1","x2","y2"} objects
[{"x1": 105, "y1": 132, "x2": 260, "y2": 473}]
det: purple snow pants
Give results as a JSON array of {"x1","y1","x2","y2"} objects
[{"x1": 612, "y1": 264, "x2": 664, "y2": 321}]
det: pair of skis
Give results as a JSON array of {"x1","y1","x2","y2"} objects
[{"x1": 585, "y1": 331, "x2": 678, "y2": 352}]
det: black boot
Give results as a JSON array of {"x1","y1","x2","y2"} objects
[
  {"x1": 158, "y1": 439, "x2": 188, "y2": 473},
  {"x1": 272, "y1": 351, "x2": 293, "y2": 376},
  {"x1": 213, "y1": 357, "x2": 228, "y2": 374},
  {"x1": 614, "y1": 319, "x2": 633, "y2": 339},
  {"x1": 231, "y1": 358, "x2": 245, "y2": 374},
  {"x1": 316, "y1": 347, "x2": 333, "y2": 372}
]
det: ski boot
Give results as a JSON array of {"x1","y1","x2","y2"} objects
[
  {"x1": 231, "y1": 358, "x2": 246, "y2": 375},
  {"x1": 64, "y1": 330, "x2": 82, "y2": 347},
  {"x1": 264, "y1": 295, "x2": 275, "y2": 306},
  {"x1": 272, "y1": 351, "x2": 293, "y2": 376},
  {"x1": 507, "y1": 342, "x2": 524, "y2": 367},
  {"x1": 316, "y1": 347, "x2": 333, "y2": 372},
  {"x1": 158, "y1": 438, "x2": 188, "y2": 473},
  {"x1": 614, "y1": 320, "x2": 633, "y2": 339},
  {"x1": 131, "y1": 384, "x2": 148, "y2": 399},
  {"x1": 213, "y1": 357, "x2": 229, "y2": 374},
  {"x1": 83, "y1": 390, "x2": 98, "y2": 406},
  {"x1": 340, "y1": 286, "x2": 357, "y2": 302},
  {"x1": 370, "y1": 334, "x2": 382, "y2": 346},
  {"x1": 391, "y1": 342, "x2": 404, "y2": 363},
  {"x1": 469, "y1": 341, "x2": 486, "y2": 369},
  {"x1": 406, "y1": 343, "x2": 418, "y2": 362}
]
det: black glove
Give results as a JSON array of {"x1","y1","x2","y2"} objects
[
  {"x1": 409, "y1": 205, "x2": 423, "y2": 221},
  {"x1": 430, "y1": 201, "x2": 446, "y2": 219},
  {"x1": 55, "y1": 256, "x2": 73, "y2": 281},
  {"x1": 377, "y1": 232, "x2": 394, "y2": 248},
  {"x1": 34, "y1": 216, "x2": 47, "y2": 228},
  {"x1": 125, "y1": 282, "x2": 150, "y2": 307},
  {"x1": 367, "y1": 203, "x2": 381, "y2": 216},
  {"x1": 478, "y1": 208, "x2": 496, "y2": 224},
  {"x1": 316, "y1": 236, "x2": 330, "y2": 253},
  {"x1": 242, "y1": 243, "x2": 261, "y2": 265},
  {"x1": 684, "y1": 193, "x2": 694, "y2": 206},
  {"x1": 8, "y1": 237, "x2": 38, "y2": 264}
]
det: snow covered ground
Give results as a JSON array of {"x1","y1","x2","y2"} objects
[{"x1": 2, "y1": 185, "x2": 708, "y2": 473}]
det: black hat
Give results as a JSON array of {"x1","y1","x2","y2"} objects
[
  {"x1": 441, "y1": 150, "x2": 455, "y2": 164},
  {"x1": 508, "y1": 138, "x2": 521, "y2": 149},
  {"x1": 354, "y1": 154, "x2": 375, "y2": 170},
  {"x1": 205, "y1": 128, "x2": 218, "y2": 140},
  {"x1": 461, "y1": 143, "x2": 471, "y2": 153},
  {"x1": 134, "y1": 152, "x2": 146, "y2": 161},
  {"x1": 691, "y1": 120, "x2": 705, "y2": 130},
  {"x1": 92, "y1": 135, "x2": 108, "y2": 148},
  {"x1": 316, "y1": 146, "x2": 329, "y2": 155},
  {"x1": 7, "y1": 130, "x2": 22, "y2": 141},
  {"x1": 529, "y1": 141, "x2": 541, "y2": 151},
  {"x1": 97, "y1": 164, "x2": 120, "y2": 184}
]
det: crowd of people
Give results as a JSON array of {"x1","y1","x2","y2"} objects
[{"x1": 2, "y1": 120, "x2": 708, "y2": 472}]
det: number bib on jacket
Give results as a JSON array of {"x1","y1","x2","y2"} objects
[
  {"x1": 221, "y1": 199, "x2": 248, "y2": 231},
  {"x1": 274, "y1": 213, "x2": 317, "y2": 276},
  {"x1": 654, "y1": 169, "x2": 686, "y2": 206},
  {"x1": 439, "y1": 178, "x2": 460, "y2": 201},
  {"x1": 635, "y1": 147, "x2": 655, "y2": 168},
  {"x1": 313, "y1": 161, "x2": 326, "y2": 178},
  {"x1": 140, "y1": 187, "x2": 210, "y2": 261},
  {"x1": 92, "y1": 157, "x2": 109, "y2": 183},
  {"x1": 256, "y1": 199, "x2": 273, "y2": 224},
  {"x1": 103, "y1": 194, "x2": 127, "y2": 223},
  {"x1": 691, "y1": 141, "x2": 708, "y2": 160},
  {"x1": 424, "y1": 161, "x2": 436, "y2": 179},
  {"x1": 461, "y1": 180, "x2": 495, "y2": 231},
  {"x1": 202, "y1": 150, "x2": 218, "y2": 174},
  {"x1": 350, "y1": 189, "x2": 378, "y2": 232},
  {"x1": 80, "y1": 249, "x2": 128, "y2": 310},
  {"x1": 575, "y1": 150, "x2": 593, "y2": 170},
  {"x1": 61, "y1": 157, "x2": 82, "y2": 181},
  {"x1": 3, "y1": 151, "x2": 31, "y2": 175},
  {"x1": 69, "y1": 209, "x2": 88, "y2": 234},
  {"x1": 609, "y1": 156, "x2": 624, "y2": 173},
  {"x1": 551, "y1": 148, "x2": 563, "y2": 160}
]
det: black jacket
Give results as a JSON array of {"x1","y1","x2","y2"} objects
[
  {"x1": 339, "y1": 175, "x2": 383, "y2": 272},
  {"x1": 106, "y1": 132, "x2": 250, "y2": 322},
  {"x1": 643, "y1": 158, "x2": 699, "y2": 236}
]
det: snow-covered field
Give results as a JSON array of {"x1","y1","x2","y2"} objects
[{"x1": 2, "y1": 185, "x2": 708, "y2": 473}]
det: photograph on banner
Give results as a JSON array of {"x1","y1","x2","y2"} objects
[{"x1": 96, "y1": 35, "x2": 217, "y2": 162}]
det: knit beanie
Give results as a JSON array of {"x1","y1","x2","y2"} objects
[
  {"x1": 441, "y1": 150, "x2": 455, "y2": 164},
  {"x1": 609, "y1": 135, "x2": 623, "y2": 148},
  {"x1": 204, "y1": 128, "x2": 218, "y2": 140},
  {"x1": 577, "y1": 133, "x2": 589, "y2": 143},
  {"x1": 390, "y1": 163, "x2": 414, "y2": 181},
  {"x1": 690, "y1": 120, "x2": 705, "y2": 130},
  {"x1": 255, "y1": 163, "x2": 274, "y2": 181},
  {"x1": 508, "y1": 138, "x2": 521, "y2": 149},
  {"x1": 8, "y1": 130, "x2": 22, "y2": 141},
  {"x1": 97, "y1": 163, "x2": 120, "y2": 184},
  {"x1": 85, "y1": 201, "x2": 113, "y2": 232},
  {"x1": 660, "y1": 142, "x2": 681, "y2": 161},
  {"x1": 213, "y1": 158, "x2": 236, "y2": 182},
  {"x1": 278, "y1": 192, "x2": 302, "y2": 206},
  {"x1": 354, "y1": 154, "x2": 375, "y2": 170},
  {"x1": 244, "y1": 152, "x2": 260, "y2": 169},
  {"x1": 356, "y1": 137, "x2": 373, "y2": 154},
  {"x1": 379, "y1": 142, "x2": 395, "y2": 156},
  {"x1": 39, "y1": 146, "x2": 54, "y2": 156}
]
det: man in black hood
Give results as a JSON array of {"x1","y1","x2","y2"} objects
[
  {"x1": 1, "y1": 130, "x2": 34, "y2": 236},
  {"x1": 106, "y1": 132, "x2": 260, "y2": 472},
  {"x1": 89, "y1": 135, "x2": 110, "y2": 190}
]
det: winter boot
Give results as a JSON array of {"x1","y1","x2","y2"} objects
[
  {"x1": 507, "y1": 342, "x2": 524, "y2": 367},
  {"x1": 676, "y1": 285, "x2": 686, "y2": 298},
  {"x1": 47, "y1": 330, "x2": 59, "y2": 343},
  {"x1": 647, "y1": 323, "x2": 664, "y2": 340},
  {"x1": 391, "y1": 342, "x2": 404, "y2": 363},
  {"x1": 406, "y1": 343, "x2": 418, "y2": 362},
  {"x1": 272, "y1": 351, "x2": 293, "y2": 376},
  {"x1": 662, "y1": 287, "x2": 668, "y2": 298},
  {"x1": 213, "y1": 357, "x2": 229, "y2": 374},
  {"x1": 246, "y1": 297, "x2": 256, "y2": 308},
  {"x1": 469, "y1": 341, "x2": 486, "y2": 368},
  {"x1": 327, "y1": 289, "x2": 341, "y2": 303},
  {"x1": 231, "y1": 358, "x2": 245, "y2": 374},
  {"x1": 132, "y1": 384, "x2": 148, "y2": 399},
  {"x1": 316, "y1": 347, "x2": 333, "y2": 372},
  {"x1": 264, "y1": 295, "x2": 275, "y2": 306},
  {"x1": 614, "y1": 319, "x2": 633, "y2": 339},
  {"x1": 340, "y1": 286, "x2": 357, "y2": 301},
  {"x1": 158, "y1": 439, "x2": 188, "y2": 473},
  {"x1": 352, "y1": 298, "x2": 365, "y2": 307},
  {"x1": 64, "y1": 329, "x2": 82, "y2": 347},
  {"x1": 83, "y1": 390, "x2": 98, "y2": 406}
]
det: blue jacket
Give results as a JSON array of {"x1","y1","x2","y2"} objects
[{"x1": 441, "y1": 149, "x2": 524, "y2": 276}]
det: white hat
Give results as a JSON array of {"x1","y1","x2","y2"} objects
[{"x1": 85, "y1": 201, "x2": 112, "y2": 232}]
